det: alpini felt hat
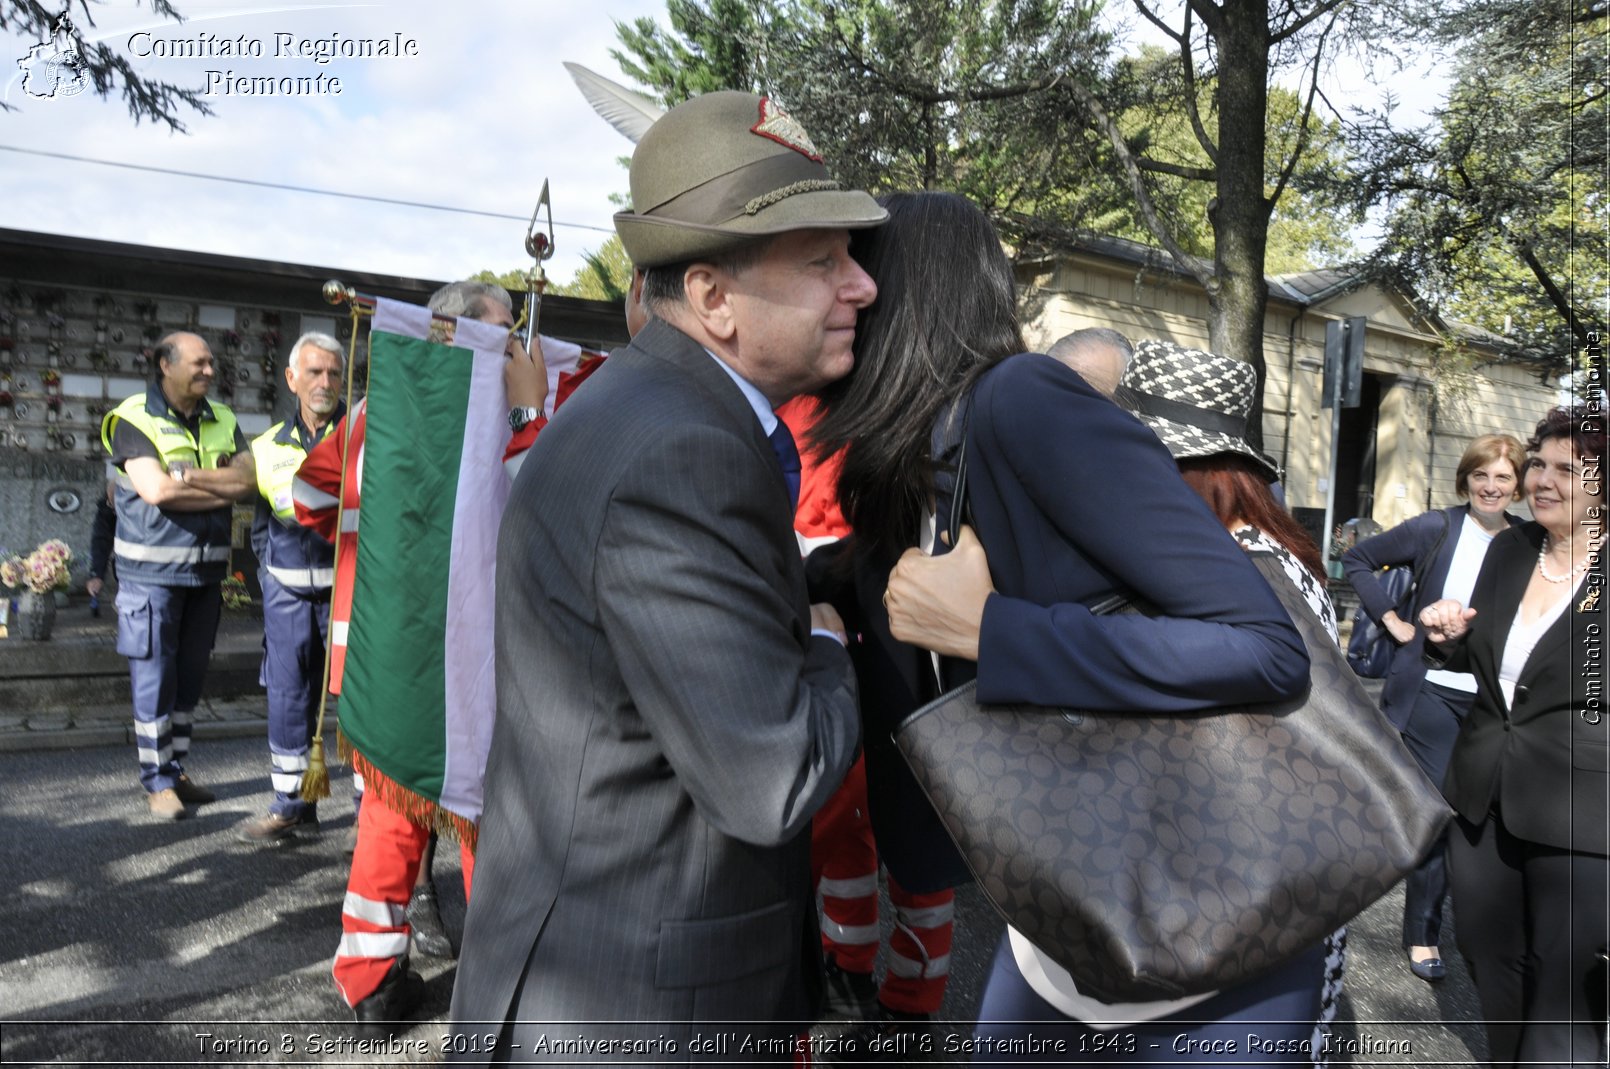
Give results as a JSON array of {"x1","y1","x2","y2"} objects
[{"x1": 614, "y1": 91, "x2": 887, "y2": 268}]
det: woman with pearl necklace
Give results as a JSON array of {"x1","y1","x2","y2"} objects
[{"x1": 1421, "y1": 403, "x2": 1608, "y2": 1068}]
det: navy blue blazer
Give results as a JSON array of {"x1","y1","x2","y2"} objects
[
  {"x1": 960, "y1": 354, "x2": 1308, "y2": 713},
  {"x1": 809, "y1": 354, "x2": 1310, "y2": 891},
  {"x1": 1342, "y1": 505, "x2": 1523, "y2": 729}
]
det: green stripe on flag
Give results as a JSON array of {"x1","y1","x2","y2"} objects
[{"x1": 343, "y1": 330, "x2": 475, "y2": 804}]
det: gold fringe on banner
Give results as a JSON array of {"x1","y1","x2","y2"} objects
[{"x1": 340, "y1": 729, "x2": 479, "y2": 854}]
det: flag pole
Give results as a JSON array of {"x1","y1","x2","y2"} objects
[
  {"x1": 298, "y1": 279, "x2": 371, "y2": 803},
  {"x1": 517, "y1": 180, "x2": 555, "y2": 345}
]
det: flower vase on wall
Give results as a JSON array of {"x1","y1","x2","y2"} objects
[{"x1": 15, "y1": 591, "x2": 56, "y2": 640}]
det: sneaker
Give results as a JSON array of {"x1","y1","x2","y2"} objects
[
  {"x1": 172, "y1": 775, "x2": 216, "y2": 805},
  {"x1": 351, "y1": 959, "x2": 425, "y2": 1038},
  {"x1": 823, "y1": 960, "x2": 878, "y2": 1020},
  {"x1": 407, "y1": 886, "x2": 454, "y2": 959},
  {"x1": 236, "y1": 811, "x2": 319, "y2": 844},
  {"x1": 146, "y1": 788, "x2": 189, "y2": 821}
]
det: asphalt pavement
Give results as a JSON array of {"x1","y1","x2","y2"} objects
[{"x1": 0, "y1": 733, "x2": 1489, "y2": 1067}]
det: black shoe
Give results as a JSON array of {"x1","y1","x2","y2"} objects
[
  {"x1": 824, "y1": 1005, "x2": 936, "y2": 1065},
  {"x1": 351, "y1": 959, "x2": 425, "y2": 1038},
  {"x1": 823, "y1": 960, "x2": 877, "y2": 1020},
  {"x1": 1408, "y1": 955, "x2": 1445, "y2": 982},
  {"x1": 407, "y1": 886, "x2": 454, "y2": 959},
  {"x1": 172, "y1": 775, "x2": 216, "y2": 805}
]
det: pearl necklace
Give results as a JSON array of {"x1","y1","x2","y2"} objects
[{"x1": 1538, "y1": 535, "x2": 1594, "y2": 583}]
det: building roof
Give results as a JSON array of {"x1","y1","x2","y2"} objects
[
  {"x1": 0, "y1": 228, "x2": 630, "y2": 349},
  {"x1": 1021, "y1": 232, "x2": 1532, "y2": 361}
]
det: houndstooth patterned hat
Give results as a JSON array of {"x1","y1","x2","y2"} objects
[{"x1": 1117, "y1": 338, "x2": 1281, "y2": 482}]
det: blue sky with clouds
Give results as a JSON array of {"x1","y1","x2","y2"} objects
[{"x1": 1, "y1": 0, "x2": 664, "y2": 287}]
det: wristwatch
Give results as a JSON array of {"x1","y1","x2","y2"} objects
[{"x1": 508, "y1": 405, "x2": 542, "y2": 433}]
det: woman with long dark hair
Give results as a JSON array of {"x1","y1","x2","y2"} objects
[{"x1": 814, "y1": 191, "x2": 1321, "y2": 1063}]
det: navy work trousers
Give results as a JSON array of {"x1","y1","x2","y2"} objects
[
  {"x1": 258, "y1": 571, "x2": 331, "y2": 819},
  {"x1": 116, "y1": 579, "x2": 222, "y2": 793}
]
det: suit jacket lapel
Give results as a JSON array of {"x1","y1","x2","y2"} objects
[
  {"x1": 1484, "y1": 526, "x2": 1539, "y2": 671},
  {"x1": 628, "y1": 318, "x2": 807, "y2": 617}
]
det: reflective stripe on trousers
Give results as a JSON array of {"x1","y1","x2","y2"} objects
[
  {"x1": 260, "y1": 571, "x2": 330, "y2": 818},
  {"x1": 333, "y1": 792, "x2": 475, "y2": 1007},
  {"x1": 119, "y1": 580, "x2": 221, "y2": 794}
]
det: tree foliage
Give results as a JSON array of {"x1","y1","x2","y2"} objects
[
  {"x1": 615, "y1": 0, "x2": 1122, "y2": 236},
  {"x1": 474, "y1": 236, "x2": 635, "y2": 304},
  {"x1": 611, "y1": 0, "x2": 1372, "y2": 447},
  {"x1": 1, "y1": 0, "x2": 213, "y2": 132},
  {"x1": 1345, "y1": 0, "x2": 1607, "y2": 376},
  {"x1": 1097, "y1": 46, "x2": 1359, "y2": 274}
]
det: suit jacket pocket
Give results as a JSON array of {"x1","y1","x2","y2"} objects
[
  {"x1": 115, "y1": 592, "x2": 152, "y2": 660},
  {"x1": 655, "y1": 900, "x2": 795, "y2": 989}
]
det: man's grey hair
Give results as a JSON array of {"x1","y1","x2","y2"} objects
[
  {"x1": 429, "y1": 280, "x2": 514, "y2": 320},
  {"x1": 287, "y1": 331, "x2": 344, "y2": 372},
  {"x1": 639, "y1": 238, "x2": 774, "y2": 314},
  {"x1": 1046, "y1": 327, "x2": 1134, "y2": 397}
]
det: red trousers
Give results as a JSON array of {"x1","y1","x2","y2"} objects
[
  {"x1": 332, "y1": 792, "x2": 475, "y2": 1007},
  {"x1": 811, "y1": 756, "x2": 954, "y2": 1015}
]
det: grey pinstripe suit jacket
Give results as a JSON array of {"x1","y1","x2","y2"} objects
[{"x1": 448, "y1": 318, "x2": 860, "y2": 1064}]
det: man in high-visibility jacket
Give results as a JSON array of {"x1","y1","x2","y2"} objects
[
  {"x1": 101, "y1": 332, "x2": 255, "y2": 820},
  {"x1": 237, "y1": 331, "x2": 346, "y2": 842}
]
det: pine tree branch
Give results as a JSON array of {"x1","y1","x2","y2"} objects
[
  {"x1": 1065, "y1": 77, "x2": 1214, "y2": 290},
  {"x1": 1268, "y1": 11, "x2": 1335, "y2": 210},
  {"x1": 1269, "y1": 0, "x2": 1351, "y2": 44},
  {"x1": 1136, "y1": 157, "x2": 1217, "y2": 180}
]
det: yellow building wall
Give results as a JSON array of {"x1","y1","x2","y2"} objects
[{"x1": 1017, "y1": 256, "x2": 1559, "y2": 535}]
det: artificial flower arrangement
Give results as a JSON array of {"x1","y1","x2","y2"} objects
[
  {"x1": 220, "y1": 571, "x2": 253, "y2": 609},
  {"x1": 0, "y1": 539, "x2": 72, "y2": 595}
]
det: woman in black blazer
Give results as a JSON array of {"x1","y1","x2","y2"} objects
[
  {"x1": 1341, "y1": 435, "x2": 1525, "y2": 981},
  {"x1": 1421, "y1": 405, "x2": 1608, "y2": 1067}
]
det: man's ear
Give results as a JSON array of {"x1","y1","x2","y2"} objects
[
  {"x1": 284, "y1": 364, "x2": 297, "y2": 392},
  {"x1": 683, "y1": 264, "x2": 738, "y2": 343}
]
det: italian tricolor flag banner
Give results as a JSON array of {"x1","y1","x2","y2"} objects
[{"x1": 340, "y1": 298, "x2": 510, "y2": 847}]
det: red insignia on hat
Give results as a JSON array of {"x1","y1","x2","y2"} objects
[{"x1": 751, "y1": 97, "x2": 823, "y2": 162}]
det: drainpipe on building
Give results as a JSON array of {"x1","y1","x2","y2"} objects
[
  {"x1": 1282, "y1": 313, "x2": 1300, "y2": 484},
  {"x1": 1425, "y1": 379, "x2": 1439, "y2": 512}
]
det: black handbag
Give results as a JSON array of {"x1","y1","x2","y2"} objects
[
  {"x1": 1345, "y1": 563, "x2": 1413, "y2": 677},
  {"x1": 1344, "y1": 510, "x2": 1450, "y2": 678},
  {"x1": 894, "y1": 428, "x2": 1452, "y2": 1004}
]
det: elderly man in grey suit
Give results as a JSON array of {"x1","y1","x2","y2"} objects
[{"x1": 448, "y1": 91, "x2": 884, "y2": 1063}]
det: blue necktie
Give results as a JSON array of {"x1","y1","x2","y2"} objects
[{"x1": 768, "y1": 421, "x2": 801, "y2": 512}]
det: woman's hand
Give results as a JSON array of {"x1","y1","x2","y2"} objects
[
  {"x1": 1419, "y1": 598, "x2": 1476, "y2": 646},
  {"x1": 1382, "y1": 611, "x2": 1416, "y2": 645},
  {"x1": 884, "y1": 525, "x2": 994, "y2": 661}
]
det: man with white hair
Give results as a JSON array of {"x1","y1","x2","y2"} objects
[{"x1": 238, "y1": 331, "x2": 346, "y2": 842}]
